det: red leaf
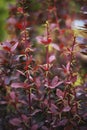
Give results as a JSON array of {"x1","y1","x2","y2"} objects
[
  {"x1": 60, "y1": 29, "x2": 65, "y2": 34},
  {"x1": 16, "y1": 23, "x2": 23, "y2": 30},
  {"x1": 62, "y1": 62, "x2": 70, "y2": 74},
  {"x1": 48, "y1": 6, "x2": 54, "y2": 10},
  {"x1": 41, "y1": 38, "x2": 52, "y2": 45},
  {"x1": 39, "y1": 64, "x2": 52, "y2": 71},
  {"x1": 3, "y1": 46, "x2": 11, "y2": 52},
  {"x1": 59, "y1": 43, "x2": 64, "y2": 49},
  {"x1": 17, "y1": 7, "x2": 23, "y2": 13}
]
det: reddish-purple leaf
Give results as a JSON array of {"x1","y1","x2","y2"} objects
[
  {"x1": 51, "y1": 43, "x2": 60, "y2": 51},
  {"x1": 51, "y1": 76, "x2": 58, "y2": 86},
  {"x1": 49, "y1": 103, "x2": 58, "y2": 113},
  {"x1": 31, "y1": 109, "x2": 42, "y2": 116},
  {"x1": 16, "y1": 70, "x2": 25, "y2": 76},
  {"x1": 35, "y1": 77, "x2": 41, "y2": 88},
  {"x1": 49, "y1": 55, "x2": 56, "y2": 63},
  {"x1": 9, "y1": 118, "x2": 22, "y2": 126},
  {"x1": 21, "y1": 114, "x2": 28, "y2": 123},
  {"x1": 63, "y1": 106, "x2": 71, "y2": 112},
  {"x1": 56, "y1": 89, "x2": 64, "y2": 99},
  {"x1": 0, "y1": 101, "x2": 7, "y2": 105},
  {"x1": 50, "y1": 81, "x2": 63, "y2": 89},
  {"x1": 3, "y1": 46, "x2": 11, "y2": 52},
  {"x1": 10, "y1": 91, "x2": 16, "y2": 100},
  {"x1": 66, "y1": 62, "x2": 70, "y2": 72},
  {"x1": 62, "y1": 62, "x2": 70, "y2": 74},
  {"x1": 17, "y1": 7, "x2": 23, "y2": 13},
  {"x1": 64, "y1": 125, "x2": 73, "y2": 130},
  {"x1": 58, "y1": 119, "x2": 68, "y2": 126},
  {"x1": 18, "y1": 100, "x2": 27, "y2": 105},
  {"x1": 17, "y1": 128, "x2": 23, "y2": 130},
  {"x1": 31, "y1": 124, "x2": 38, "y2": 130},
  {"x1": 42, "y1": 126, "x2": 49, "y2": 130},
  {"x1": 71, "y1": 75, "x2": 77, "y2": 83},
  {"x1": 11, "y1": 83, "x2": 25, "y2": 88},
  {"x1": 11, "y1": 42, "x2": 18, "y2": 52},
  {"x1": 82, "y1": 113, "x2": 87, "y2": 120}
]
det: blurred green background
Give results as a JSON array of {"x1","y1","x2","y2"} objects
[
  {"x1": 0, "y1": 0, "x2": 15, "y2": 41},
  {"x1": 0, "y1": 0, "x2": 83, "y2": 42}
]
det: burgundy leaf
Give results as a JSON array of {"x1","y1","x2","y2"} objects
[
  {"x1": 3, "y1": 46, "x2": 11, "y2": 52},
  {"x1": 51, "y1": 76, "x2": 58, "y2": 86},
  {"x1": 18, "y1": 100, "x2": 27, "y2": 105},
  {"x1": 0, "y1": 101, "x2": 7, "y2": 105},
  {"x1": 49, "y1": 103, "x2": 58, "y2": 113},
  {"x1": 62, "y1": 62, "x2": 70, "y2": 74},
  {"x1": 50, "y1": 76, "x2": 63, "y2": 89},
  {"x1": 82, "y1": 113, "x2": 87, "y2": 120},
  {"x1": 63, "y1": 106, "x2": 71, "y2": 112},
  {"x1": 42, "y1": 126, "x2": 49, "y2": 130},
  {"x1": 64, "y1": 125, "x2": 73, "y2": 130},
  {"x1": 35, "y1": 77, "x2": 41, "y2": 88},
  {"x1": 31, "y1": 109, "x2": 42, "y2": 116},
  {"x1": 9, "y1": 118, "x2": 22, "y2": 126},
  {"x1": 31, "y1": 124, "x2": 38, "y2": 130},
  {"x1": 36, "y1": 36, "x2": 51, "y2": 45},
  {"x1": 56, "y1": 89, "x2": 64, "y2": 99},
  {"x1": 11, "y1": 82, "x2": 25, "y2": 88},
  {"x1": 11, "y1": 42, "x2": 18, "y2": 52},
  {"x1": 17, "y1": 128, "x2": 23, "y2": 130},
  {"x1": 50, "y1": 81, "x2": 63, "y2": 89},
  {"x1": 58, "y1": 119, "x2": 68, "y2": 126},
  {"x1": 71, "y1": 75, "x2": 77, "y2": 83},
  {"x1": 16, "y1": 70, "x2": 25, "y2": 76},
  {"x1": 66, "y1": 62, "x2": 70, "y2": 72},
  {"x1": 10, "y1": 91, "x2": 16, "y2": 100},
  {"x1": 21, "y1": 114, "x2": 29, "y2": 123}
]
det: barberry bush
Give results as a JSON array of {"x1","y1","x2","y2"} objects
[{"x1": 0, "y1": 0, "x2": 87, "y2": 130}]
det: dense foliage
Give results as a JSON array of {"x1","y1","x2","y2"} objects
[{"x1": 0, "y1": 0, "x2": 87, "y2": 130}]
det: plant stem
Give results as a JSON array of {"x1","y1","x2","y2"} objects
[
  {"x1": 23, "y1": 8, "x2": 32, "y2": 128},
  {"x1": 53, "y1": 0, "x2": 60, "y2": 31}
]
